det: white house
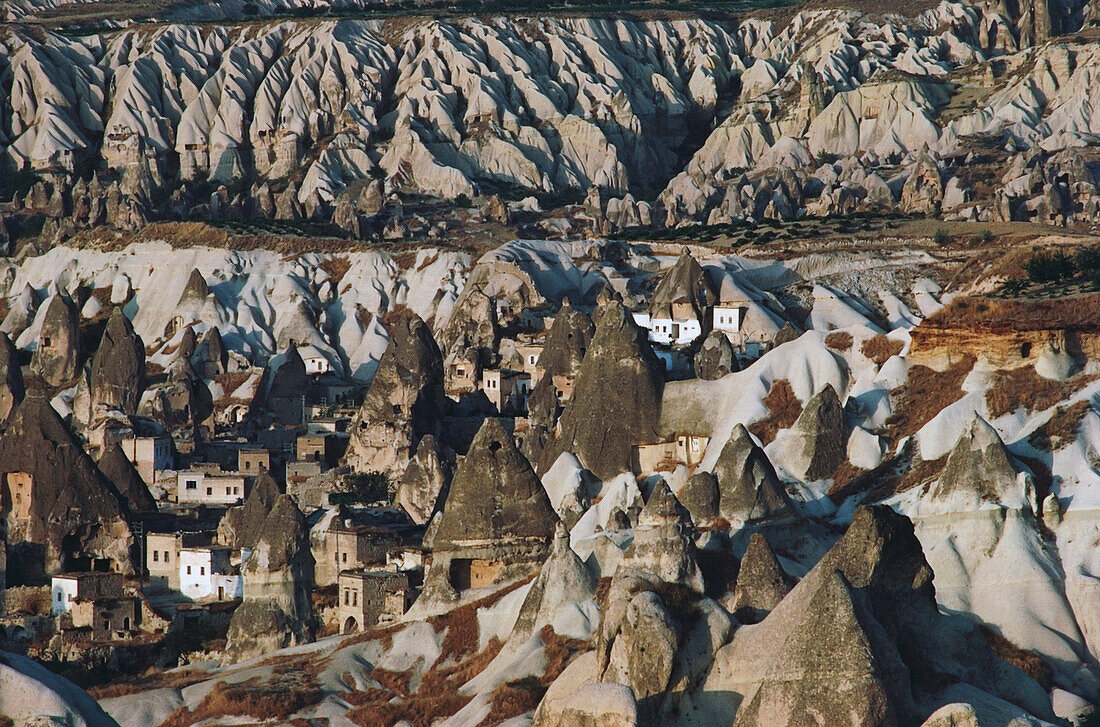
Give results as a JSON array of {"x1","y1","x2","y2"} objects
[
  {"x1": 176, "y1": 471, "x2": 247, "y2": 505},
  {"x1": 712, "y1": 304, "x2": 744, "y2": 336},
  {"x1": 51, "y1": 572, "x2": 123, "y2": 616},
  {"x1": 179, "y1": 546, "x2": 242, "y2": 601},
  {"x1": 300, "y1": 345, "x2": 333, "y2": 376},
  {"x1": 646, "y1": 309, "x2": 704, "y2": 346}
]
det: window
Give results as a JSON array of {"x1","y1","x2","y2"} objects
[
  {"x1": 344, "y1": 590, "x2": 349, "y2": 605},
  {"x1": 56, "y1": 592, "x2": 62, "y2": 602},
  {"x1": 185, "y1": 479, "x2": 197, "y2": 490},
  {"x1": 225, "y1": 487, "x2": 231, "y2": 495},
  {"x1": 352, "y1": 591, "x2": 357, "y2": 606},
  {"x1": 153, "y1": 551, "x2": 159, "y2": 562},
  {"x1": 206, "y1": 487, "x2": 212, "y2": 496},
  {"x1": 245, "y1": 461, "x2": 252, "y2": 470},
  {"x1": 186, "y1": 566, "x2": 192, "y2": 575},
  {"x1": 342, "y1": 552, "x2": 347, "y2": 563},
  {"x1": 200, "y1": 567, "x2": 205, "y2": 576},
  {"x1": 165, "y1": 552, "x2": 170, "y2": 563}
]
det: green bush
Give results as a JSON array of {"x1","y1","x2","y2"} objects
[
  {"x1": 331, "y1": 471, "x2": 390, "y2": 505},
  {"x1": 1026, "y1": 251, "x2": 1076, "y2": 283},
  {"x1": 1077, "y1": 246, "x2": 1100, "y2": 273},
  {"x1": 968, "y1": 229, "x2": 994, "y2": 246},
  {"x1": 932, "y1": 228, "x2": 952, "y2": 246}
]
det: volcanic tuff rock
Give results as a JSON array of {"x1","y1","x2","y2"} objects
[
  {"x1": 730, "y1": 570, "x2": 911, "y2": 727},
  {"x1": 677, "y1": 471, "x2": 720, "y2": 524},
  {"x1": 225, "y1": 495, "x2": 315, "y2": 663},
  {"x1": 394, "y1": 434, "x2": 452, "y2": 526},
  {"x1": 218, "y1": 470, "x2": 281, "y2": 549},
  {"x1": 193, "y1": 326, "x2": 228, "y2": 377},
  {"x1": 536, "y1": 299, "x2": 595, "y2": 379},
  {"x1": 96, "y1": 442, "x2": 157, "y2": 513},
  {"x1": 509, "y1": 522, "x2": 598, "y2": 645},
  {"x1": 776, "y1": 383, "x2": 847, "y2": 482},
  {"x1": 138, "y1": 358, "x2": 214, "y2": 442},
  {"x1": 599, "y1": 580, "x2": 682, "y2": 706},
  {"x1": 539, "y1": 301, "x2": 664, "y2": 481},
  {"x1": 347, "y1": 311, "x2": 445, "y2": 476},
  {"x1": 694, "y1": 330, "x2": 738, "y2": 380},
  {"x1": 89, "y1": 308, "x2": 146, "y2": 416},
  {"x1": 525, "y1": 299, "x2": 595, "y2": 461},
  {"x1": 0, "y1": 331, "x2": 25, "y2": 423},
  {"x1": 0, "y1": 396, "x2": 133, "y2": 583},
  {"x1": 650, "y1": 248, "x2": 716, "y2": 321},
  {"x1": 0, "y1": 651, "x2": 121, "y2": 727},
  {"x1": 257, "y1": 344, "x2": 308, "y2": 427},
  {"x1": 429, "y1": 417, "x2": 557, "y2": 557},
  {"x1": 900, "y1": 148, "x2": 946, "y2": 216},
  {"x1": 623, "y1": 479, "x2": 704, "y2": 593},
  {"x1": 724, "y1": 532, "x2": 795, "y2": 624},
  {"x1": 532, "y1": 677, "x2": 640, "y2": 727},
  {"x1": 930, "y1": 415, "x2": 1031, "y2": 510},
  {"x1": 711, "y1": 424, "x2": 794, "y2": 522},
  {"x1": 31, "y1": 294, "x2": 81, "y2": 386},
  {"x1": 698, "y1": 506, "x2": 1055, "y2": 726}
]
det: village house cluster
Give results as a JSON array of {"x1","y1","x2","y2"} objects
[{"x1": 0, "y1": 250, "x2": 788, "y2": 661}]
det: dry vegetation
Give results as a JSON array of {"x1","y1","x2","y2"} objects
[
  {"x1": 1028, "y1": 400, "x2": 1094, "y2": 451},
  {"x1": 828, "y1": 460, "x2": 869, "y2": 499},
  {"x1": 825, "y1": 331, "x2": 853, "y2": 351},
  {"x1": 861, "y1": 335, "x2": 904, "y2": 365},
  {"x1": 748, "y1": 379, "x2": 803, "y2": 445},
  {"x1": 345, "y1": 578, "x2": 535, "y2": 727},
  {"x1": 318, "y1": 255, "x2": 352, "y2": 285},
  {"x1": 980, "y1": 626, "x2": 1054, "y2": 691},
  {"x1": 160, "y1": 679, "x2": 324, "y2": 727},
  {"x1": 885, "y1": 356, "x2": 975, "y2": 442},
  {"x1": 924, "y1": 294, "x2": 1100, "y2": 332},
  {"x1": 985, "y1": 367, "x2": 1099, "y2": 418},
  {"x1": 481, "y1": 680, "x2": 543, "y2": 726}
]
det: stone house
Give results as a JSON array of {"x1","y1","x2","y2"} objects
[
  {"x1": 481, "y1": 368, "x2": 531, "y2": 414},
  {"x1": 145, "y1": 532, "x2": 179, "y2": 592},
  {"x1": 327, "y1": 521, "x2": 400, "y2": 574},
  {"x1": 237, "y1": 447, "x2": 270, "y2": 475},
  {"x1": 633, "y1": 434, "x2": 710, "y2": 474},
  {"x1": 118, "y1": 433, "x2": 172, "y2": 485},
  {"x1": 337, "y1": 570, "x2": 410, "y2": 633},
  {"x1": 51, "y1": 572, "x2": 137, "y2": 641}
]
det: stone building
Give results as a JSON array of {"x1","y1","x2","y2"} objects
[
  {"x1": 118, "y1": 433, "x2": 171, "y2": 483},
  {"x1": 337, "y1": 570, "x2": 410, "y2": 633}
]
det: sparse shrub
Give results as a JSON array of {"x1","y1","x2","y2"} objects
[
  {"x1": 968, "y1": 229, "x2": 994, "y2": 246},
  {"x1": 1026, "y1": 251, "x2": 1076, "y2": 283},
  {"x1": 1000, "y1": 279, "x2": 1029, "y2": 296},
  {"x1": 1091, "y1": 271, "x2": 1100, "y2": 292},
  {"x1": 932, "y1": 227, "x2": 952, "y2": 246}
]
